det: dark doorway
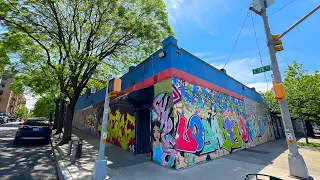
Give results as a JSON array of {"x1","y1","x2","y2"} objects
[{"x1": 135, "y1": 108, "x2": 151, "y2": 154}]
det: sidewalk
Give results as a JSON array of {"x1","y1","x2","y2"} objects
[{"x1": 51, "y1": 129, "x2": 320, "y2": 180}]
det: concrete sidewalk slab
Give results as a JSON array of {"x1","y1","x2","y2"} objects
[{"x1": 51, "y1": 128, "x2": 320, "y2": 180}]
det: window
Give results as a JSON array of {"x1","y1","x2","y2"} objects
[{"x1": 25, "y1": 120, "x2": 49, "y2": 127}]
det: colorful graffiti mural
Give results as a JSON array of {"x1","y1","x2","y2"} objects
[
  {"x1": 73, "y1": 98, "x2": 135, "y2": 153},
  {"x1": 107, "y1": 105, "x2": 135, "y2": 152},
  {"x1": 73, "y1": 105, "x2": 100, "y2": 137},
  {"x1": 151, "y1": 76, "x2": 274, "y2": 169},
  {"x1": 152, "y1": 91, "x2": 177, "y2": 167}
]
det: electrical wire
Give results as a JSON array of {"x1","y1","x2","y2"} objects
[
  {"x1": 223, "y1": 10, "x2": 250, "y2": 69},
  {"x1": 269, "y1": 0, "x2": 298, "y2": 16},
  {"x1": 250, "y1": 11, "x2": 269, "y2": 91}
]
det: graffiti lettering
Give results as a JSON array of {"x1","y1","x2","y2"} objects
[
  {"x1": 108, "y1": 109, "x2": 135, "y2": 151},
  {"x1": 188, "y1": 115, "x2": 204, "y2": 151},
  {"x1": 150, "y1": 77, "x2": 274, "y2": 169},
  {"x1": 176, "y1": 113, "x2": 198, "y2": 153}
]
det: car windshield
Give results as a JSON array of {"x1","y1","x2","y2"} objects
[{"x1": 25, "y1": 120, "x2": 49, "y2": 127}]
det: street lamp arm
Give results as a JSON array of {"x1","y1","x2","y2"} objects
[{"x1": 275, "y1": 4, "x2": 320, "y2": 41}]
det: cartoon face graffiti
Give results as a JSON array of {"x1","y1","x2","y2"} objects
[
  {"x1": 152, "y1": 121, "x2": 163, "y2": 164},
  {"x1": 153, "y1": 123, "x2": 161, "y2": 145}
]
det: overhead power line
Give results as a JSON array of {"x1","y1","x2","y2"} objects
[
  {"x1": 269, "y1": 0, "x2": 298, "y2": 16},
  {"x1": 223, "y1": 10, "x2": 250, "y2": 69},
  {"x1": 250, "y1": 11, "x2": 269, "y2": 91}
]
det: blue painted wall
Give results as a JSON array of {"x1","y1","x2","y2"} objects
[
  {"x1": 76, "y1": 36, "x2": 264, "y2": 110},
  {"x1": 169, "y1": 43, "x2": 264, "y2": 103}
]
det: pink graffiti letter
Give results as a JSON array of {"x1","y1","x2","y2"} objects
[{"x1": 175, "y1": 113, "x2": 197, "y2": 153}]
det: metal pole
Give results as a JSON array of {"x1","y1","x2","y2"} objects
[
  {"x1": 275, "y1": 4, "x2": 320, "y2": 41},
  {"x1": 255, "y1": 0, "x2": 309, "y2": 178},
  {"x1": 92, "y1": 74, "x2": 112, "y2": 180}
]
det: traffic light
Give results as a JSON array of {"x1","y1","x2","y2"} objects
[
  {"x1": 108, "y1": 78, "x2": 121, "y2": 94},
  {"x1": 272, "y1": 34, "x2": 284, "y2": 53}
]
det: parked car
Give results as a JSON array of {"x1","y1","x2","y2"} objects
[
  {"x1": 13, "y1": 118, "x2": 52, "y2": 145},
  {"x1": 7, "y1": 115, "x2": 16, "y2": 122},
  {"x1": 0, "y1": 117, "x2": 4, "y2": 124},
  {"x1": 0, "y1": 116, "x2": 8, "y2": 123}
]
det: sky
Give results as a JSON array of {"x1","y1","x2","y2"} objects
[
  {"x1": 164, "y1": 0, "x2": 320, "y2": 92},
  {"x1": 3, "y1": 0, "x2": 320, "y2": 109}
]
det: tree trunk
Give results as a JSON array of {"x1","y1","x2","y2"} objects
[
  {"x1": 306, "y1": 121, "x2": 315, "y2": 137},
  {"x1": 59, "y1": 100, "x2": 76, "y2": 145},
  {"x1": 303, "y1": 120, "x2": 309, "y2": 144},
  {"x1": 53, "y1": 100, "x2": 60, "y2": 130},
  {"x1": 55, "y1": 100, "x2": 65, "y2": 134},
  {"x1": 49, "y1": 112, "x2": 53, "y2": 124}
]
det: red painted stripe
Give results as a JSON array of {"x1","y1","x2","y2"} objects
[
  {"x1": 121, "y1": 67, "x2": 246, "y2": 101},
  {"x1": 171, "y1": 68, "x2": 244, "y2": 100},
  {"x1": 121, "y1": 68, "x2": 173, "y2": 94}
]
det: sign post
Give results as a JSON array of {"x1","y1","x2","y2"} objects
[
  {"x1": 92, "y1": 74, "x2": 112, "y2": 180},
  {"x1": 250, "y1": 0, "x2": 310, "y2": 178}
]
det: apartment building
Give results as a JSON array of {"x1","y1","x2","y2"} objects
[{"x1": 0, "y1": 76, "x2": 14, "y2": 113}]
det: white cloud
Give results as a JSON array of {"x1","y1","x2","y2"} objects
[
  {"x1": 164, "y1": 0, "x2": 232, "y2": 26},
  {"x1": 193, "y1": 51, "x2": 227, "y2": 64},
  {"x1": 245, "y1": 81, "x2": 272, "y2": 92},
  {"x1": 204, "y1": 55, "x2": 227, "y2": 63},
  {"x1": 165, "y1": 0, "x2": 182, "y2": 10},
  {"x1": 193, "y1": 51, "x2": 215, "y2": 58},
  {"x1": 211, "y1": 57, "x2": 273, "y2": 91}
]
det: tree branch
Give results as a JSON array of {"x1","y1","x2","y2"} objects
[{"x1": 2, "y1": 18, "x2": 56, "y2": 71}]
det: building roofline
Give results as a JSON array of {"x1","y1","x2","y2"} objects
[{"x1": 173, "y1": 44, "x2": 262, "y2": 96}]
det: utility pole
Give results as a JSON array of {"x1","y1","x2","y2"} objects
[
  {"x1": 92, "y1": 74, "x2": 112, "y2": 180},
  {"x1": 249, "y1": 0, "x2": 318, "y2": 178}
]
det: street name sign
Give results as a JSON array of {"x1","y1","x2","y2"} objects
[{"x1": 252, "y1": 65, "x2": 272, "y2": 75}]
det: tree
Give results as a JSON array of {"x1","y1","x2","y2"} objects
[
  {"x1": 284, "y1": 61, "x2": 320, "y2": 122},
  {"x1": 261, "y1": 90, "x2": 280, "y2": 113},
  {"x1": 14, "y1": 106, "x2": 29, "y2": 120},
  {"x1": 0, "y1": 44, "x2": 10, "y2": 73},
  {"x1": 1, "y1": 0, "x2": 174, "y2": 144},
  {"x1": 32, "y1": 95, "x2": 55, "y2": 118},
  {"x1": 261, "y1": 60, "x2": 320, "y2": 139}
]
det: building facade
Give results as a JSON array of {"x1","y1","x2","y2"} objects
[
  {"x1": 0, "y1": 77, "x2": 14, "y2": 113},
  {"x1": 8, "y1": 94, "x2": 27, "y2": 114},
  {"x1": 73, "y1": 36, "x2": 276, "y2": 169}
]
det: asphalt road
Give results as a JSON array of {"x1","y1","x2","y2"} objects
[{"x1": 0, "y1": 122, "x2": 58, "y2": 180}]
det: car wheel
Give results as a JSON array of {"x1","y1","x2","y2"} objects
[{"x1": 13, "y1": 139, "x2": 19, "y2": 145}]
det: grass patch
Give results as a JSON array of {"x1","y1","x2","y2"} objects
[{"x1": 297, "y1": 142, "x2": 320, "y2": 148}]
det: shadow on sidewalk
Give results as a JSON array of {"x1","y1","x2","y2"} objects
[
  {"x1": 52, "y1": 128, "x2": 320, "y2": 180},
  {"x1": 70, "y1": 128, "x2": 149, "y2": 170},
  {"x1": 223, "y1": 139, "x2": 288, "y2": 167}
]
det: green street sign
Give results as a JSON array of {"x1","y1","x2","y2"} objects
[{"x1": 252, "y1": 65, "x2": 272, "y2": 75}]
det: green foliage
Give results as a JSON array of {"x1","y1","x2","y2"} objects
[
  {"x1": 261, "y1": 90, "x2": 280, "y2": 113},
  {"x1": 14, "y1": 106, "x2": 30, "y2": 120},
  {"x1": 1, "y1": 0, "x2": 174, "y2": 143},
  {"x1": 1, "y1": 0, "x2": 174, "y2": 99},
  {"x1": 32, "y1": 96, "x2": 55, "y2": 118},
  {"x1": 0, "y1": 44, "x2": 10, "y2": 72},
  {"x1": 297, "y1": 142, "x2": 320, "y2": 148},
  {"x1": 261, "y1": 60, "x2": 320, "y2": 122}
]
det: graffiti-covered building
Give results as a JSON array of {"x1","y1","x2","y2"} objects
[{"x1": 73, "y1": 36, "x2": 276, "y2": 169}]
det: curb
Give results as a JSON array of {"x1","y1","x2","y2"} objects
[{"x1": 51, "y1": 140, "x2": 74, "y2": 180}]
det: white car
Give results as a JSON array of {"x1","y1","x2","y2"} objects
[{"x1": 0, "y1": 116, "x2": 9, "y2": 123}]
